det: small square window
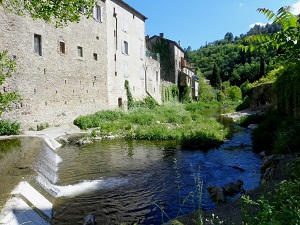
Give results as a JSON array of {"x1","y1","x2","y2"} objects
[
  {"x1": 93, "y1": 53, "x2": 98, "y2": 61},
  {"x1": 78, "y1": 46, "x2": 83, "y2": 57},
  {"x1": 59, "y1": 42, "x2": 65, "y2": 54}
]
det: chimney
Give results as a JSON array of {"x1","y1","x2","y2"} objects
[
  {"x1": 159, "y1": 33, "x2": 164, "y2": 38},
  {"x1": 146, "y1": 35, "x2": 149, "y2": 40},
  {"x1": 178, "y1": 40, "x2": 181, "y2": 46}
]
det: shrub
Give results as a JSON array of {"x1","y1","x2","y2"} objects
[
  {"x1": 236, "y1": 114, "x2": 265, "y2": 127},
  {"x1": 273, "y1": 121, "x2": 300, "y2": 154},
  {"x1": 252, "y1": 114, "x2": 282, "y2": 152},
  {"x1": 236, "y1": 96, "x2": 251, "y2": 111},
  {"x1": 226, "y1": 86, "x2": 242, "y2": 101},
  {"x1": 0, "y1": 119, "x2": 20, "y2": 135},
  {"x1": 37, "y1": 122, "x2": 49, "y2": 131},
  {"x1": 143, "y1": 96, "x2": 159, "y2": 109}
]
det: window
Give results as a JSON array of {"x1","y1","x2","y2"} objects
[
  {"x1": 156, "y1": 71, "x2": 159, "y2": 82},
  {"x1": 140, "y1": 67, "x2": 144, "y2": 80},
  {"x1": 122, "y1": 17, "x2": 128, "y2": 32},
  {"x1": 59, "y1": 42, "x2": 65, "y2": 54},
  {"x1": 34, "y1": 34, "x2": 42, "y2": 56},
  {"x1": 77, "y1": 46, "x2": 83, "y2": 57},
  {"x1": 140, "y1": 46, "x2": 144, "y2": 60},
  {"x1": 93, "y1": 53, "x2": 98, "y2": 61},
  {"x1": 121, "y1": 40, "x2": 129, "y2": 55},
  {"x1": 94, "y1": 4, "x2": 103, "y2": 22}
]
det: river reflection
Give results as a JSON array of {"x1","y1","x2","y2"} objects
[{"x1": 53, "y1": 126, "x2": 261, "y2": 225}]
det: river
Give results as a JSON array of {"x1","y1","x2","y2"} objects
[
  {"x1": 51, "y1": 126, "x2": 261, "y2": 224},
  {"x1": 0, "y1": 110, "x2": 261, "y2": 225}
]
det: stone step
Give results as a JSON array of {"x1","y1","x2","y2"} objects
[{"x1": 11, "y1": 181, "x2": 53, "y2": 219}]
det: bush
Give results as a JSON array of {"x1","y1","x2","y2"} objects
[
  {"x1": 226, "y1": 86, "x2": 242, "y2": 101},
  {"x1": 252, "y1": 114, "x2": 282, "y2": 152},
  {"x1": 236, "y1": 96, "x2": 251, "y2": 111},
  {"x1": 236, "y1": 114, "x2": 265, "y2": 127},
  {"x1": 243, "y1": 158, "x2": 300, "y2": 225},
  {"x1": 274, "y1": 120, "x2": 300, "y2": 154},
  {"x1": 0, "y1": 119, "x2": 20, "y2": 135}
]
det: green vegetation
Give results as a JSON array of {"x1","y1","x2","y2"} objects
[
  {"x1": 36, "y1": 122, "x2": 49, "y2": 131},
  {"x1": 243, "y1": 157, "x2": 300, "y2": 225},
  {"x1": 0, "y1": 119, "x2": 20, "y2": 135},
  {"x1": 74, "y1": 102, "x2": 228, "y2": 149},
  {"x1": 124, "y1": 80, "x2": 134, "y2": 109},
  {"x1": 162, "y1": 85, "x2": 179, "y2": 102},
  {"x1": 1, "y1": 0, "x2": 95, "y2": 27}
]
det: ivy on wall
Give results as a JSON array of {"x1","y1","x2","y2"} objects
[
  {"x1": 162, "y1": 85, "x2": 179, "y2": 103},
  {"x1": 124, "y1": 80, "x2": 134, "y2": 110}
]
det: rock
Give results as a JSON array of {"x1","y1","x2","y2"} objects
[
  {"x1": 207, "y1": 185, "x2": 226, "y2": 203},
  {"x1": 83, "y1": 212, "x2": 96, "y2": 225},
  {"x1": 77, "y1": 138, "x2": 93, "y2": 146},
  {"x1": 260, "y1": 155, "x2": 279, "y2": 173},
  {"x1": 223, "y1": 180, "x2": 244, "y2": 197},
  {"x1": 229, "y1": 165, "x2": 245, "y2": 172},
  {"x1": 248, "y1": 124, "x2": 258, "y2": 130},
  {"x1": 208, "y1": 180, "x2": 245, "y2": 203}
]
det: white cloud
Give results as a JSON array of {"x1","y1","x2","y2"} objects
[
  {"x1": 249, "y1": 22, "x2": 267, "y2": 28},
  {"x1": 292, "y1": 1, "x2": 300, "y2": 15}
]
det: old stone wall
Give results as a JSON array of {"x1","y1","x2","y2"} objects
[
  {"x1": 0, "y1": 1, "x2": 108, "y2": 129},
  {"x1": 106, "y1": 0, "x2": 162, "y2": 108}
]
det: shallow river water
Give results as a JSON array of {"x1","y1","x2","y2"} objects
[{"x1": 51, "y1": 125, "x2": 261, "y2": 225}]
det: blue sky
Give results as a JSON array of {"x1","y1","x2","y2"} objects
[{"x1": 125, "y1": 0, "x2": 300, "y2": 50}]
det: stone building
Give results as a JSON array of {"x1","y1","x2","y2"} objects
[
  {"x1": 0, "y1": 0, "x2": 161, "y2": 129},
  {"x1": 106, "y1": 0, "x2": 161, "y2": 109},
  {"x1": 146, "y1": 33, "x2": 198, "y2": 99}
]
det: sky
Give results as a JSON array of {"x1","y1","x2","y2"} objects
[{"x1": 124, "y1": 0, "x2": 300, "y2": 50}]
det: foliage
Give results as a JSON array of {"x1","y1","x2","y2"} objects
[
  {"x1": 2, "y1": 0, "x2": 95, "y2": 27},
  {"x1": 235, "y1": 114, "x2": 265, "y2": 127},
  {"x1": 73, "y1": 103, "x2": 228, "y2": 148},
  {"x1": 226, "y1": 86, "x2": 242, "y2": 101},
  {"x1": 235, "y1": 96, "x2": 251, "y2": 111},
  {"x1": 273, "y1": 120, "x2": 300, "y2": 154},
  {"x1": 36, "y1": 122, "x2": 49, "y2": 131},
  {"x1": 180, "y1": 86, "x2": 192, "y2": 103},
  {"x1": 162, "y1": 85, "x2": 179, "y2": 102},
  {"x1": 210, "y1": 64, "x2": 221, "y2": 89},
  {"x1": 252, "y1": 112, "x2": 300, "y2": 154},
  {"x1": 251, "y1": 114, "x2": 282, "y2": 153},
  {"x1": 189, "y1": 24, "x2": 280, "y2": 86},
  {"x1": 242, "y1": 6, "x2": 299, "y2": 63},
  {"x1": 124, "y1": 80, "x2": 134, "y2": 110},
  {"x1": 243, "y1": 158, "x2": 300, "y2": 225},
  {"x1": 274, "y1": 63, "x2": 300, "y2": 118},
  {"x1": 0, "y1": 119, "x2": 20, "y2": 135},
  {"x1": 198, "y1": 77, "x2": 216, "y2": 102},
  {"x1": 0, "y1": 51, "x2": 21, "y2": 117},
  {"x1": 143, "y1": 96, "x2": 159, "y2": 109}
]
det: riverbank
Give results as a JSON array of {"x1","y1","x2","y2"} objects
[
  {"x1": 0, "y1": 124, "x2": 82, "y2": 225},
  {"x1": 171, "y1": 154, "x2": 298, "y2": 225}
]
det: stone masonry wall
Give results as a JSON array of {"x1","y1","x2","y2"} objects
[{"x1": 0, "y1": 1, "x2": 108, "y2": 129}]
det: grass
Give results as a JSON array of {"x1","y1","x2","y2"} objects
[{"x1": 74, "y1": 102, "x2": 229, "y2": 149}]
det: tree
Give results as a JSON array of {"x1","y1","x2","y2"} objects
[
  {"x1": 1, "y1": 0, "x2": 95, "y2": 27},
  {"x1": 224, "y1": 32, "x2": 233, "y2": 42},
  {"x1": 0, "y1": 51, "x2": 21, "y2": 116},
  {"x1": 242, "y1": 6, "x2": 299, "y2": 63},
  {"x1": 210, "y1": 64, "x2": 222, "y2": 89}
]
